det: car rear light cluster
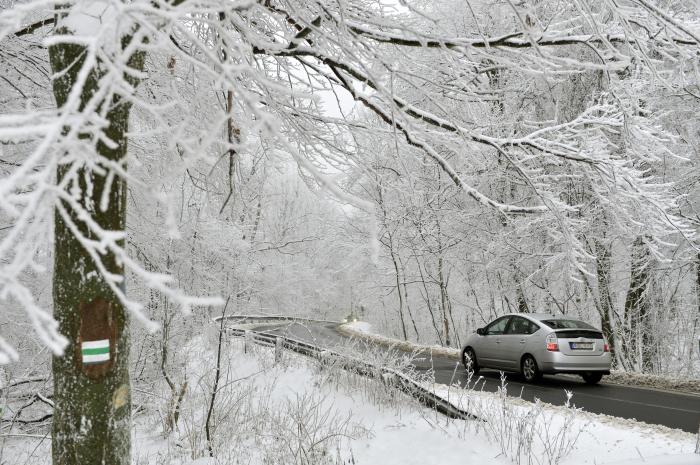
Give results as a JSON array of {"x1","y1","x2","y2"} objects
[
  {"x1": 603, "y1": 339, "x2": 610, "y2": 352},
  {"x1": 546, "y1": 333, "x2": 558, "y2": 352}
]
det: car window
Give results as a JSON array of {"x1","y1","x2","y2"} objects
[
  {"x1": 485, "y1": 316, "x2": 511, "y2": 335},
  {"x1": 505, "y1": 316, "x2": 539, "y2": 335},
  {"x1": 528, "y1": 321, "x2": 540, "y2": 334},
  {"x1": 541, "y1": 319, "x2": 595, "y2": 330}
]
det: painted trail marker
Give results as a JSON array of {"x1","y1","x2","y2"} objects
[
  {"x1": 78, "y1": 297, "x2": 117, "y2": 380},
  {"x1": 81, "y1": 339, "x2": 110, "y2": 364}
]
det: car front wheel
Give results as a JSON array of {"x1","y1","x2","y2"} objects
[
  {"x1": 521, "y1": 355, "x2": 541, "y2": 383},
  {"x1": 462, "y1": 347, "x2": 479, "y2": 375},
  {"x1": 581, "y1": 373, "x2": 603, "y2": 385}
]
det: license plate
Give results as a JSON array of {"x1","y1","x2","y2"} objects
[{"x1": 570, "y1": 342, "x2": 593, "y2": 350}]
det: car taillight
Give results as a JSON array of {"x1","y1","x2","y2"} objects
[
  {"x1": 546, "y1": 333, "x2": 559, "y2": 352},
  {"x1": 603, "y1": 340, "x2": 610, "y2": 352}
]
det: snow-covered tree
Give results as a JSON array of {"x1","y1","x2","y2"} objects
[{"x1": 0, "y1": 0, "x2": 698, "y2": 463}]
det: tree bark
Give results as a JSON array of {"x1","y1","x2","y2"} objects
[
  {"x1": 434, "y1": 187, "x2": 451, "y2": 347},
  {"x1": 206, "y1": 298, "x2": 229, "y2": 456},
  {"x1": 594, "y1": 238, "x2": 616, "y2": 357},
  {"x1": 694, "y1": 253, "x2": 700, "y2": 370},
  {"x1": 403, "y1": 280, "x2": 420, "y2": 342},
  {"x1": 438, "y1": 255, "x2": 450, "y2": 347},
  {"x1": 623, "y1": 237, "x2": 653, "y2": 372},
  {"x1": 49, "y1": 30, "x2": 144, "y2": 465},
  {"x1": 389, "y1": 243, "x2": 408, "y2": 341}
]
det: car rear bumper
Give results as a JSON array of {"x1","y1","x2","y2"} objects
[{"x1": 538, "y1": 351, "x2": 612, "y2": 374}]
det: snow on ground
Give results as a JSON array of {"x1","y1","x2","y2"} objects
[
  {"x1": 339, "y1": 320, "x2": 699, "y2": 464},
  {"x1": 339, "y1": 321, "x2": 700, "y2": 394},
  {"x1": 430, "y1": 382, "x2": 698, "y2": 465},
  {"x1": 151, "y1": 334, "x2": 698, "y2": 465},
  {"x1": 130, "y1": 336, "x2": 512, "y2": 465},
  {"x1": 2, "y1": 328, "x2": 697, "y2": 465}
]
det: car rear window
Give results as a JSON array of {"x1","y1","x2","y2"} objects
[
  {"x1": 541, "y1": 319, "x2": 596, "y2": 330},
  {"x1": 554, "y1": 330, "x2": 603, "y2": 339}
]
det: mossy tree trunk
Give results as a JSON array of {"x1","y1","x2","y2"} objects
[{"x1": 49, "y1": 26, "x2": 144, "y2": 465}]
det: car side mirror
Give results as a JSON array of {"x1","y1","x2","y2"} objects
[{"x1": 476, "y1": 328, "x2": 485, "y2": 336}]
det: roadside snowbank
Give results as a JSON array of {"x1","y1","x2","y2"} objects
[
  {"x1": 604, "y1": 370, "x2": 700, "y2": 395},
  {"x1": 429, "y1": 382, "x2": 698, "y2": 465},
  {"x1": 338, "y1": 320, "x2": 461, "y2": 358}
]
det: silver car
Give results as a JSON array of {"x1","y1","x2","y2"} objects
[{"x1": 461, "y1": 313, "x2": 612, "y2": 384}]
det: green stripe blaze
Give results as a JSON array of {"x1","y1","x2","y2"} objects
[{"x1": 82, "y1": 347, "x2": 110, "y2": 355}]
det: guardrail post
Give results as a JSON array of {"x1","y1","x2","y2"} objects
[
  {"x1": 275, "y1": 337, "x2": 283, "y2": 363},
  {"x1": 244, "y1": 330, "x2": 252, "y2": 354},
  {"x1": 381, "y1": 372, "x2": 396, "y2": 387}
]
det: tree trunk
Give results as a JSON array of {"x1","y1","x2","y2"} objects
[
  {"x1": 623, "y1": 237, "x2": 653, "y2": 372},
  {"x1": 49, "y1": 30, "x2": 144, "y2": 465},
  {"x1": 438, "y1": 255, "x2": 450, "y2": 347},
  {"x1": 403, "y1": 281, "x2": 420, "y2": 342},
  {"x1": 398, "y1": 258, "x2": 420, "y2": 341},
  {"x1": 389, "y1": 243, "x2": 408, "y2": 341},
  {"x1": 594, "y1": 238, "x2": 616, "y2": 357},
  {"x1": 375, "y1": 178, "x2": 408, "y2": 341},
  {"x1": 694, "y1": 253, "x2": 700, "y2": 373},
  {"x1": 414, "y1": 253, "x2": 443, "y2": 345},
  {"x1": 516, "y1": 285, "x2": 529, "y2": 313}
]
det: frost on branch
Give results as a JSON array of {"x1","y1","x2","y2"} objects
[{"x1": 0, "y1": 0, "x2": 698, "y2": 361}]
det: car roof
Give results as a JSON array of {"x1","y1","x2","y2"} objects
[
  {"x1": 501, "y1": 312, "x2": 558, "y2": 320},
  {"x1": 523, "y1": 313, "x2": 562, "y2": 321},
  {"x1": 504, "y1": 313, "x2": 589, "y2": 324}
]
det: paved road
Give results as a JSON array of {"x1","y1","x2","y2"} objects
[{"x1": 255, "y1": 321, "x2": 700, "y2": 433}]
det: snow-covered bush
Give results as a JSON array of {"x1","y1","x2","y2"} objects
[{"x1": 437, "y1": 372, "x2": 584, "y2": 465}]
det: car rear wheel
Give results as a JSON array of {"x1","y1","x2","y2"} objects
[
  {"x1": 521, "y1": 355, "x2": 541, "y2": 383},
  {"x1": 581, "y1": 373, "x2": 603, "y2": 385},
  {"x1": 462, "y1": 347, "x2": 479, "y2": 375}
]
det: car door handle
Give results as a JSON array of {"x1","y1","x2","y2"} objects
[
  {"x1": 495, "y1": 340, "x2": 501, "y2": 344},
  {"x1": 519, "y1": 339, "x2": 526, "y2": 344}
]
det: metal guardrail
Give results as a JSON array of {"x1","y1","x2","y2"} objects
[
  {"x1": 214, "y1": 314, "x2": 339, "y2": 325},
  {"x1": 224, "y1": 323, "x2": 480, "y2": 422}
]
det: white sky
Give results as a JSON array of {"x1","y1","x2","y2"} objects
[{"x1": 318, "y1": 87, "x2": 357, "y2": 119}]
